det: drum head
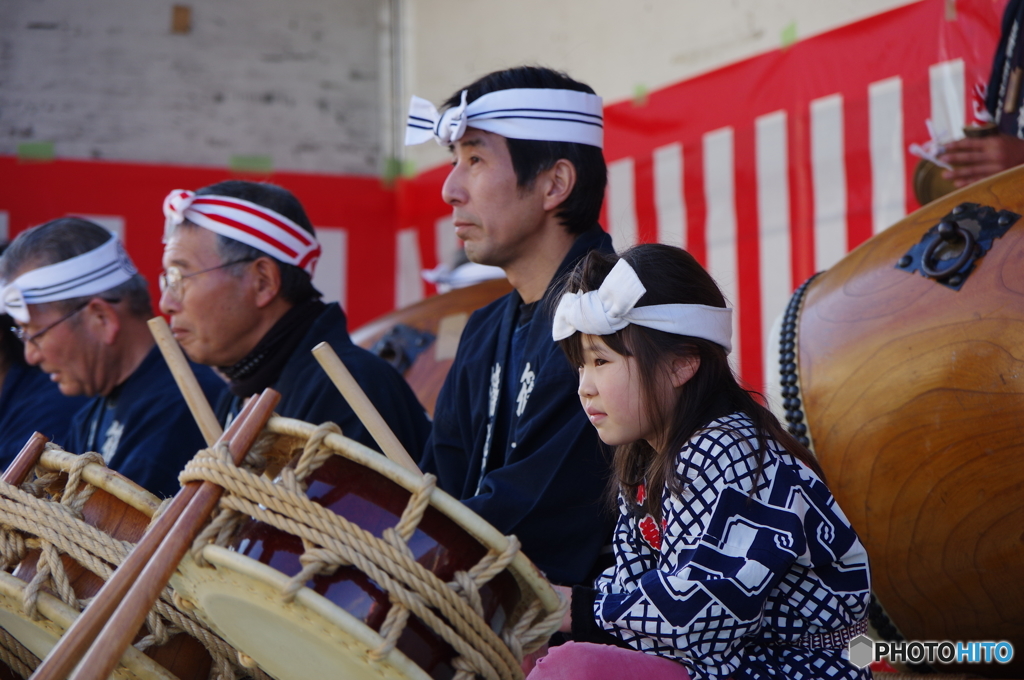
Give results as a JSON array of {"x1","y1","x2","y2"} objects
[
  {"x1": 0, "y1": 573, "x2": 176, "y2": 680},
  {"x1": 174, "y1": 546, "x2": 431, "y2": 680},
  {"x1": 0, "y1": 448, "x2": 214, "y2": 680}
]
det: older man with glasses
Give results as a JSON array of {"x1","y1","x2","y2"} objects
[
  {"x1": 0, "y1": 243, "x2": 89, "y2": 470},
  {"x1": 159, "y1": 180, "x2": 430, "y2": 458},
  {"x1": 0, "y1": 217, "x2": 225, "y2": 497}
]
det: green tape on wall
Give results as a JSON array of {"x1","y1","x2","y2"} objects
[
  {"x1": 381, "y1": 157, "x2": 417, "y2": 185},
  {"x1": 17, "y1": 141, "x2": 54, "y2": 161},
  {"x1": 230, "y1": 155, "x2": 273, "y2": 173},
  {"x1": 781, "y1": 22, "x2": 798, "y2": 49},
  {"x1": 632, "y1": 84, "x2": 649, "y2": 107}
]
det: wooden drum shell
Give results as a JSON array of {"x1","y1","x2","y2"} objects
[
  {"x1": 233, "y1": 454, "x2": 520, "y2": 679},
  {"x1": 796, "y1": 166, "x2": 1024, "y2": 676},
  {"x1": 171, "y1": 416, "x2": 560, "y2": 680},
  {"x1": 0, "y1": 447, "x2": 212, "y2": 680}
]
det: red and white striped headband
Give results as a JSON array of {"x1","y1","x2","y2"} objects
[{"x1": 163, "y1": 190, "x2": 321, "y2": 276}]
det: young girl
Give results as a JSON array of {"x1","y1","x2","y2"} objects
[{"x1": 532, "y1": 245, "x2": 871, "y2": 680}]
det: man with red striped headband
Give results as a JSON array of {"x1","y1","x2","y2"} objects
[{"x1": 160, "y1": 180, "x2": 430, "y2": 455}]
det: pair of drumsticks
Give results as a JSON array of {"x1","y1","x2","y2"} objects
[{"x1": 8, "y1": 317, "x2": 422, "y2": 680}]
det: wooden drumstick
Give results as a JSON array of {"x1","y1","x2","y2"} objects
[
  {"x1": 148, "y1": 316, "x2": 222, "y2": 445},
  {"x1": 2, "y1": 432, "x2": 49, "y2": 485},
  {"x1": 30, "y1": 391, "x2": 273, "y2": 680},
  {"x1": 65, "y1": 387, "x2": 280, "y2": 680},
  {"x1": 312, "y1": 341, "x2": 422, "y2": 476}
]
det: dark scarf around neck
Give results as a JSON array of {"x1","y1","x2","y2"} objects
[{"x1": 220, "y1": 298, "x2": 327, "y2": 398}]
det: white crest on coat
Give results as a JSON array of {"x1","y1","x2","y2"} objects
[{"x1": 516, "y1": 362, "x2": 535, "y2": 417}]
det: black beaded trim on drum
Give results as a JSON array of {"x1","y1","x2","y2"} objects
[
  {"x1": 781, "y1": 278, "x2": 933, "y2": 674},
  {"x1": 778, "y1": 273, "x2": 822, "y2": 449}
]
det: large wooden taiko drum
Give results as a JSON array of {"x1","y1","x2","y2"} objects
[
  {"x1": 170, "y1": 416, "x2": 562, "y2": 680},
  {"x1": 0, "y1": 444, "x2": 257, "y2": 679},
  {"x1": 782, "y1": 166, "x2": 1024, "y2": 677}
]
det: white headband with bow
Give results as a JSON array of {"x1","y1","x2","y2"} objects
[
  {"x1": 405, "y1": 88, "x2": 604, "y2": 148},
  {"x1": 163, "y1": 190, "x2": 322, "y2": 276},
  {"x1": 552, "y1": 258, "x2": 733, "y2": 353},
  {"x1": 0, "y1": 235, "x2": 138, "y2": 324}
]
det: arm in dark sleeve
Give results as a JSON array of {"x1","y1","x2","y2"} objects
[
  {"x1": 283, "y1": 353, "x2": 431, "y2": 462},
  {"x1": 114, "y1": 401, "x2": 211, "y2": 499},
  {"x1": 461, "y1": 363, "x2": 612, "y2": 585},
  {"x1": 418, "y1": 357, "x2": 473, "y2": 486}
]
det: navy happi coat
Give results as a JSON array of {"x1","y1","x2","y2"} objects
[
  {"x1": 420, "y1": 227, "x2": 615, "y2": 586},
  {"x1": 217, "y1": 303, "x2": 431, "y2": 459},
  {"x1": 65, "y1": 346, "x2": 226, "y2": 499}
]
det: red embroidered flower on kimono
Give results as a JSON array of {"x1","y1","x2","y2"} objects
[
  {"x1": 639, "y1": 514, "x2": 663, "y2": 550},
  {"x1": 636, "y1": 484, "x2": 667, "y2": 550}
]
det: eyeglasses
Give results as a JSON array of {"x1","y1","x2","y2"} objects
[
  {"x1": 158, "y1": 258, "x2": 256, "y2": 297},
  {"x1": 11, "y1": 301, "x2": 91, "y2": 348}
]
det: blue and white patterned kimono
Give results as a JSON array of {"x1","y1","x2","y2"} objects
[{"x1": 592, "y1": 413, "x2": 872, "y2": 680}]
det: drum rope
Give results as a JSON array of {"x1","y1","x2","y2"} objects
[
  {"x1": 0, "y1": 446, "x2": 271, "y2": 680},
  {"x1": 196, "y1": 480, "x2": 513, "y2": 680},
  {"x1": 0, "y1": 626, "x2": 39, "y2": 679},
  {"x1": 184, "y1": 434, "x2": 516, "y2": 680},
  {"x1": 182, "y1": 423, "x2": 566, "y2": 680}
]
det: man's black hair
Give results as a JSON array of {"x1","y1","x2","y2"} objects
[
  {"x1": 187, "y1": 180, "x2": 321, "y2": 304},
  {"x1": 0, "y1": 243, "x2": 25, "y2": 367},
  {"x1": 443, "y1": 66, "x2": 608, "y2": 235}
]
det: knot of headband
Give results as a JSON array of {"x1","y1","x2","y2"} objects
[
  {"x1": 163, "y1": 190, "x2": 322, "y2": 276},
  {"x1": 0, "y1": 235, "x2": 138, "y2": 324},
  {"x1": 552, "y1": 259, "x2": 733, "y2": 353},
  {"x1": 405, "y1": 87, "x2": 604, "y2": 148}
]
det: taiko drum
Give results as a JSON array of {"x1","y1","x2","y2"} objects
[{"x1": 788, "y1": 166, "x2": 1024, "y2": 677}]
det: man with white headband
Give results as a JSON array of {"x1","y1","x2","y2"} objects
[
  {"x1": 0, "y1": 218, "x2": 225, "y2": 498},
  {"x1": 159, "y1": 179, "x2": 430, "y2": 456},
  {"x1": 0, "y1": 242, "x2": 89, "y2": 469},
  {"x1": 409, "y1": 66, "x2": 615, "y2": 587}
]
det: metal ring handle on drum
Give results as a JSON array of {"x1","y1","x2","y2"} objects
[{"x1": 920, "y1": 221, "x2": 975, "y2": 279}]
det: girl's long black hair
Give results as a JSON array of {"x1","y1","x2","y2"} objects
[{"x1": 556, "y1": 244, "x2": 823, "y2": 521}]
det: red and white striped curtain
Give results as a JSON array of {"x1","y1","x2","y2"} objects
[{"x1": 595, "y1": 0, "x2": 1002, "y2": 393}]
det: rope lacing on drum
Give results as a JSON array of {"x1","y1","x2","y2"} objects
[
  {"x1": 181, "y1": 421, "x2": 568, "y2": 680},
  {"x1": 0, "y1": 443, "x2": 271, "y2": 680},
  {"x1": 0, "y1": 625, "x2": 39, "y2": 678}
]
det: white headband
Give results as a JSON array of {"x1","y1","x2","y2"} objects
[
  {"x1": 405, "y1": 88, "x2": 604, "y2": 148},
  {"x1": 0, "y1": 235, "x2": 138, "y2": 324},
  {"x1": 163, "y1": 190, "x2": 322, "y2": 276},
  {"x1": 552, "y1": 259, "x2": 733, "y2": 353}
]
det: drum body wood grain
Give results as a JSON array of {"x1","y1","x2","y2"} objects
[{"x1": 795, "y1": 166, "x2": 1024, "y2": 677}]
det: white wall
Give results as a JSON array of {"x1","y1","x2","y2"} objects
[
  {"x1": 402, "y1": 0, "x2": 916, "y2": 172},
  {"x1": 0, "y1": 0, "x2": 919, "y2": 176},
  {"x1": 0, "y1": 0, "x2": 381, "y2": 174}
]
